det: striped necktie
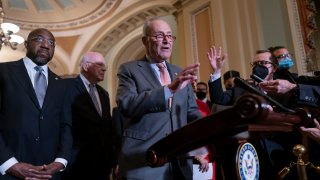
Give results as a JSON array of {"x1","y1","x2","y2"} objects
[
  {"x1": 34, "y1": 66, "x2": 47, "y2": 107},
  {"x1": 89, "y1": 84, "x2": 102, "y2": 116}
]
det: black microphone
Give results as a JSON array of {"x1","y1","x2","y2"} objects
[
  {"x1": 234, "y1": 77, "x2": 295, "y2": 113},
  {"x1": 250, "y1": 74, "x2": 264, "y2": 83}
]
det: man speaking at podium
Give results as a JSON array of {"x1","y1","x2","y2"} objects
[{"x1": 116, "y1": 17, "x2": 202, "y2": 179}]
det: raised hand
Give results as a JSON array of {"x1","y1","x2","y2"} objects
[{"x1": 207, "y1": 46, "x2": 227, "y2": 74}]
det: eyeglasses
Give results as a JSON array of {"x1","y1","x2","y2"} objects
[
  {"x1": 275, "y1": 53, "x2": 291, "y2": 60},
  {"x1": 251, "y1": 60, "x2": 275, "y2": 68},
  {"x1": 148, "y1": 33, "x2": 176, "y2": 42},
  {"x1": 30, "y1": 36, "x2": 56, "y2": 47}
]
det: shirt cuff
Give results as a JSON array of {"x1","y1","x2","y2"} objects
[
  {"x1": 0, "y1": 157, "x2": 18, "y2": 175},
  {"x1": 54, "y1": 158, "x2": 68, "y2": 172},
  {"x1": 209, "y1": 72, "x2": 221, "y2": 82}
]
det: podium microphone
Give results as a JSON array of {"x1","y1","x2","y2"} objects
[{"x1": 234, "y1": 77, "x2": 295, "y2": 113}]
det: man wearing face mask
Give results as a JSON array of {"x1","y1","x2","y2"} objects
[
  {"x1": 207, "y1": 48, "x2": 311, "y2": 179},
  {"x1": 208, "y1": 48, "x2": 278, "y2": 106},
  {"x1": 196, "y1": 82, "x2": 212, "y2": 110},
  {"x1": 268, "y1": 46, "x2": 298, "y2": 83},
  {"x1": 259, "y1": 46, "x2": 320, "y2": 107}
]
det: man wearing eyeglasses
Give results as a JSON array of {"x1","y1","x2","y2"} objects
[
  {"x1": 260, "y1": 46, "x2": 319, "y2": 107},
  {"x1": 0, "y1": 28, "x2": 72, "y2": 180},
  {"x1": 61, "y1": 52, "x2": 115, "y2": 180},
  {"x1": 268, "y1": 46, "x2": 298, "y2": 84},
  {"x1": 116, "y1": 17, "x2": 202, "y2": 179},
  {"x1": 207, "y1": 48, "x2": 278, "y2": 106}
]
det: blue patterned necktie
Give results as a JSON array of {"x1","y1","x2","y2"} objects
[
  {"x1": 89, "y1": 84, "x2": 102, "y2": 116},
  {"x1": 34, "y1": 66, "x2": 47, "y2": 107}
]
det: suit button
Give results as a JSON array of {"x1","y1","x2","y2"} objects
[
  {"x1": 35, "y1": 137, "x2": 40, "y2": 141},
  {"x1": 40, "y1": 116, "x2": 44, "y2": 120}
]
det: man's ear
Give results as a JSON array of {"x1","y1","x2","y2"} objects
[
  {"x1": 142, "y1": 36, "x2": 147, "y2": 46},
  {"x1": 82, "y1": 63, "x2": 89, "y2": 71},
  {"x1": 24, "y1": 40, "x2": 28, "y2": 49}
]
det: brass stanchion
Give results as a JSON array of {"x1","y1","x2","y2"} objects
[{"x1": 277, "y1": 144, "x2": 320, "y2": 180}]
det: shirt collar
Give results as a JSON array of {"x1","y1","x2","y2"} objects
[
  {"x1": 23, "y1": 57, "x2": 48, "y2": 74},
  {"x1": 80, "y1": 74, "x2": 92, "y2": 87},
  {"x1": 146, "y1": 55, "x2": 167, "y2": 68}
]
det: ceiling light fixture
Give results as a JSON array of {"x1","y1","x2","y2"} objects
[{"x1": 0, "y1": 0, "x2": 24, "y2": 50}]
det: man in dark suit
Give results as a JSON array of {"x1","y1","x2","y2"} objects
[
  {"x1": 62, "y1": 52, "x2": 115, "y2": 180},
  {"x1": 116, "y1": 17, "x2": 202, "y2": 179},
  {"x1": 0, "y1": 28, "x2": 72, "y2": 180}
]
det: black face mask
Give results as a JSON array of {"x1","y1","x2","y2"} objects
[
  {"x1": 196, "y1": 91, "x2": 207, "y2": 100},
  {"x1": 252, "y1": 64, "x2": 268, "y2": 80},
  {"x1": 225, "y1": 85, "x2": 232, "y2": 91}
]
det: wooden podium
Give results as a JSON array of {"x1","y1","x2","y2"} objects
[{"x1": 146, "y1": 94, "x2": 313, "y2": 179}]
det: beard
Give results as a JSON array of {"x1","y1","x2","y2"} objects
[{"x1": 33, "y1": 56, "x2": 50, "y2": 66}]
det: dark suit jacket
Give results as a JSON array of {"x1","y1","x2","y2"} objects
[
  {"x1": 111, "y1": 107, "x2": 125, "y2": 165},
  {"x1": 116, "y1": 58, "x2": 202, "y2": 179},
  {"x1": 62, "y1": 76, "x2": 115, "y2": 179},
  {"x1": 208, "y1": 78, "x2": 233, "y2": 106},
  {"x1": 273, "y1": 69, "x2": 298, "y2": 83},
  {"x1": 0, "y1": 59, "x2": 72, "y2": 180}
]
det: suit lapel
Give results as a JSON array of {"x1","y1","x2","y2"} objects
[
  {"x1": 137, "y1": 58, "x2": 161, "y2": 88},
  {"x1": 166, "y1": 63, "x2": 181, "y2": 109},
  {"x1": 75, "y1": 76, "x2": 102, "y2": 117},
  {"x1": 97, "y1": 85, "x2": 107, "y2": 117},
  {"x1": 9, "y1": 60, "x2": 40, "y2": 108},
  {"x1": 42, "y1": 69, "x2": 60, "y2": 109},
  {"x1": 166, "y1": 62, "x2": 178, "y2": 81}
]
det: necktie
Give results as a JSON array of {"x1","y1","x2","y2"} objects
[
  {"x1": 156, "y1": 63, "x2": 171, "y2": 85},
  {"x1": 34, "y1": 66, "x2": 47, "y2": 107},
  {"x1": 156, "y1": 63, "x2": 172, "y2": 108},
  {"x1": 89, "y1": 84, "x2": 102, "y2": 116}
]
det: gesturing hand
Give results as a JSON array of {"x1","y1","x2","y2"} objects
[
  {"x1": 300, "y1": 119, "x2": 320, "y2": 144},
  {"x1": 168, "y1": 63, "x2": 199, "y2": 93},
  {"x1": 194, "y1": 154, "x2": 209, "y2": 173},
  {"x1": 207, "y1": 46, "x2": 227, "y2": 74},
  {"x1": 259, "y1": 79, "x2": 297, "y2": 94}
]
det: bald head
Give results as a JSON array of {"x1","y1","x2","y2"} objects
[
  {"x1": 81, "y1": 52, "x2": 105, "y2": 65},
  {"x1": 80, "y1": 52, "x2": 106, "y2": 84}
]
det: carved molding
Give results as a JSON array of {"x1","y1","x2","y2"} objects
[
  {"x1": 296, "y1": 0, "x2": 318, "y2": 72},
  {"x1": 7, "y1": 0, "x2": 120, "y2": 31},
  {"x1": 92, "y1": 6, "x2": 175, "y2": 55}
]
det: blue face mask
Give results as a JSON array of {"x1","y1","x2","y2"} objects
[{"x1": 278, "y1": 57, "x2": 294, "y2": 70}]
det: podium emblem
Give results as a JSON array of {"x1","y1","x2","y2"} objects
[{"x1": 236, "y1": 142, "x2": 259, "y2": 180}]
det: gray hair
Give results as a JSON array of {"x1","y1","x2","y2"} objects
[{"x1": 142, "y1": 16, "x2": 166, "y2": 36}]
